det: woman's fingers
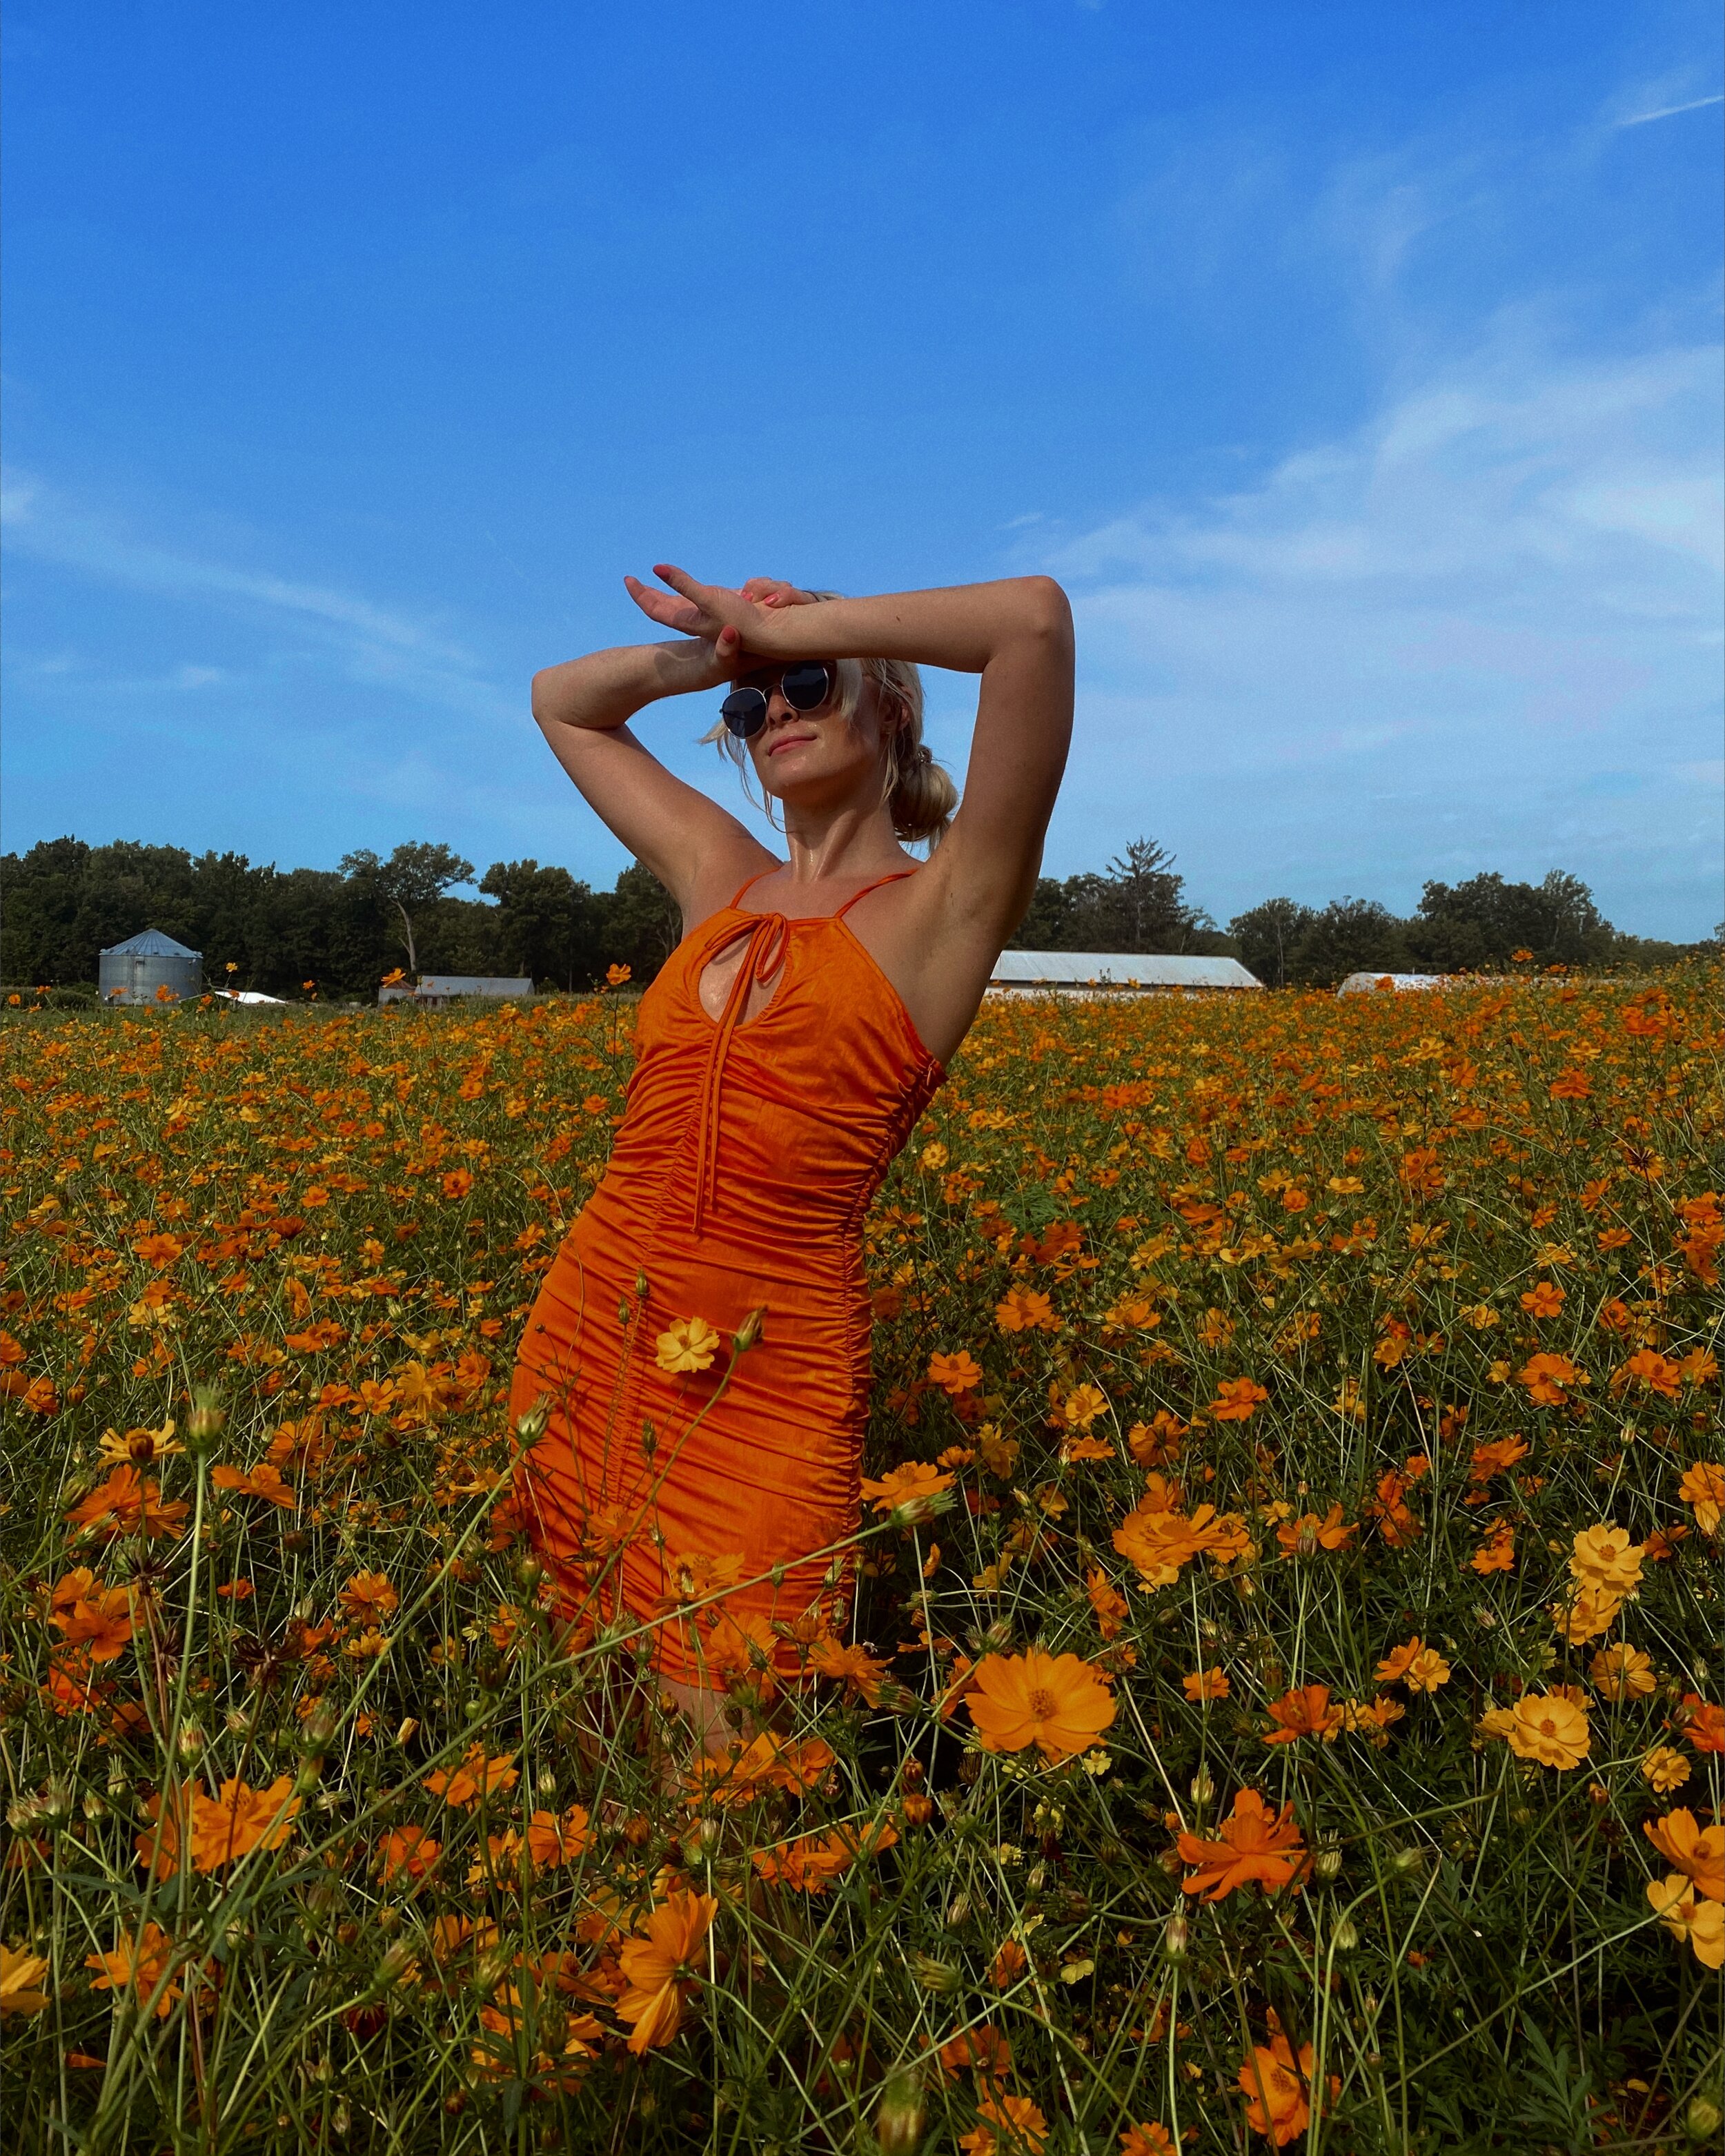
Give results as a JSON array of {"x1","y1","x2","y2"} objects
[{"x1": 623, "y1": 572, "x2": 704, "y2": 632}]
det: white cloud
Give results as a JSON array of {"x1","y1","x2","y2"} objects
[
  {"x1": 1614, "y1": 92, "x2": 1724, "y2": 129},
  {"x1": 1, "y1": 473, "x2": 513, "y2": 726},
  {"x1": 1041, "y1": 333, "x2": 1723, "y2": 935}
]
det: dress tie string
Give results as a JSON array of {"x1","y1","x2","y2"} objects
[{"x1": 692, "y1": 912, "x2": 789, "y2": 1235}]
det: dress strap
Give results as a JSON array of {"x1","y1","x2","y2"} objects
[
  {"x1": 727, "y1": 868, "x2": 778, "y2": 910},
  {"x1": 834, "y1": 867, "x2": 921, "y2": 919}
]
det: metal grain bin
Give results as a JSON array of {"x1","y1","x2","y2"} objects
[{"x1": 99, "y1": 928, "x2": 204, "y2": 1006}]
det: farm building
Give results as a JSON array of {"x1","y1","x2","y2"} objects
[
  {"x1": 1337, "y1": 972, "x2": 1457, "y2": 995},
  {"x1": 379, "y1": 975, "x2": 533, "y2": 1009},
  {"x1": 99, "y1": 928, "x2": 203, "y2": 1006},
  {"x1": 989, "y1": 950, "x2": 1261, "y2": 996}
]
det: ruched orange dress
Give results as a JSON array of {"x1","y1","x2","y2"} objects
[{"x1": 509, "y1": 867, "x2": 945, "y2": 1687}]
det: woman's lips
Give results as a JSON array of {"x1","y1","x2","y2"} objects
[{"x1": 767, "y1": 733, "x2": 815, "y2": 757}]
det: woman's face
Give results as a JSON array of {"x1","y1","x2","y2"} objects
[{"x1": 736, "y1": 663, "x2": 898, "y2": 813}]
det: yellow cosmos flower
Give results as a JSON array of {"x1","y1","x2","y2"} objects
[
  {"x1": 1505, "y1": 1692, "x2": 1590, "y2": 1770},
  {"x1": 655, "y1": 1316, "x2": 721, "y2": 1374}
]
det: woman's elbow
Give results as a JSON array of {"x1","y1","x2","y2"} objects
[{"x1": 1019, "y1": 576, "x2": 1074, "y2": 651}]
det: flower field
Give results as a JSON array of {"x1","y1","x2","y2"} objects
[{"x1": 1, "y1": 968, "x2": 1721, "y2": 2154}]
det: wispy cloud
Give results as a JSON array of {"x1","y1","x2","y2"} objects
[
  {"x1": 1615, "y1": 91, "x2": 1724, "y2": 128},
  {"x1": 1039, "y1": 332, "x2": 1723, "y2": 932},
  {"x1": 1, "y1": 473, "x2": 512, "y2": 725}
]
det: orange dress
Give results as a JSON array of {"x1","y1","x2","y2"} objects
[{"x1": 509, "y1": 867, "x2": 945, "y2": 1686}]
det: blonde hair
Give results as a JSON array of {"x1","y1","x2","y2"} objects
[{"x1": 700, "y1": 590, "x2": 958, "y2": 846}]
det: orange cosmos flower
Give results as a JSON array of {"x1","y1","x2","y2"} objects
[
  {"x1": 378, "y1": 1825, "x2": 442, "y2": 1885},
  {"x1": 1677, "y1": 1461, "x2": 1724, "y2": 1535},
  {"x1": 1643, "y1": 1809, "x2": 1724, "y2": 1901},
  {"x1": 808, "y1": 1636, "x2": 889, "y2": 1705},
  {"x1": 526, "y1": 1806, "x2": 591, "y2": 1868},
  {"x1": 1178, "y1": 1789, "x2": 1308, "y2": 1902},
  {"x1": 1211, "y1": 1378, "x2": 1268, "y2": 1422},
  {"x1": 927, "y1": 1350, "x2": 984, "y2": 1395},
  {"x1": 1275, "y1": 1505, "x2": 1354, "y2": 1556},
  {"x1": 937, "y1": 2024, "x2": 1014, "y2": 2081},
  {"x1": 340, "y1": 1570, "x2": 399, "y2": 1623},
  {"x1": 1677, "y1": 1695, "x2": 1725, "y2": 1754},
  {"x1": 987, "y1": 1939, "x2": 1029, "y2": 1989},
  {"x1": 66, "y1": 1467, "x2": 188, "y2": 1540},
  {"x1": 965, "y1": 1647, "x2": 1116, "y2": 1764},
  {"x1": 1085, "y1": 1569, "x2": 1130, "y2": 1639},
  {"x1": 1183, "y1": 1667, "x2": 1230, "y2": 1702},
  {"x1": 614, "y1": 1890, "x2": 718, "y2": 2054},
  {"x1": 55, "y1": 1587, "x2": 136, "y2": 1663},
  {"x1": 858, "y1": 1460, "x2": 955, "y2": 1520},
  {"x1": 1519, "y1": 1282, "x2": 1565, "y2": 1318},
  {"x1": 1618, "y1": 1347, "x2": 1681, "y2": 1399},
  {"x1": 209, "y1": 1461, "x2": 297, "y2": 1509},
  {"x1": 1505, "y1": 1693, "x2": 1589, "y2": 1769},
  {"x1": 1517, "y1": 1353, "x2": 1586, "y2": 1407},
  {"x1": 1261, "y1": 1685, "x2": 1342, "y2": 1746},
  {"x1": 1119, "y1": 2129, "x2": 1178, "y2": 2156},
  {"x1": 86, "y1": 1923, "x2": 183, "y2": 2019},
  {"x1": 1238, "y1": 2030, "x2": 1337, "y2": 2146},
  {"x1": 1470, "y1": 1520, "x2": 1515, "y2": 1574},
  {"x1": 996, "y1": 1288, "x2": 1057, "y2": 1333},
  {"x1": 189, "y1": 1778, "x2": 301, "y2": 1871},
  {"x1": 1374, "y1": 1637, "x2": 1451, "y2": 1692},
  {"x1": 423, "y1": 1744, "x2": 520, "y2": 1808},
  {"x1": 967, "y1": 2093, "x2": 1049, "y2": 2153}
]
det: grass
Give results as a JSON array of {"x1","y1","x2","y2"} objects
[{"x1": 1, "y1": 965, "x2": 1720, "y2": 2154}]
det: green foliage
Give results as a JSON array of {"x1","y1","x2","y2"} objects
[
  {"x1": 0, "y1": 840, "x2": 678, "y2": 1001},
  {"x1": 0, "y1": 970, "x2": 1718, "y2": 2151}
]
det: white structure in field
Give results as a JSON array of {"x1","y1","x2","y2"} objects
[
  {"x1": 989, "y1": 951, "x2": 1261, "y2": 995},
  {"x1": 1337, "y1": 972, "x2": 1456, "y2": 995},
  {"x1": 379, "y1": 975, "x2": 534, "y2": 1008}
]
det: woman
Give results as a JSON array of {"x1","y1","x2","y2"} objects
[{"x1": 509, "y1": 565, "x2": 1074, "y2": 1776}]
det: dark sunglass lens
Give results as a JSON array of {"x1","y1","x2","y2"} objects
[
  {"x1": 721, "y1": 688, "x2": 769, "y2": 738},
  {"x1": 780, "y1": 663, "x2": 831, "y2": 712}
]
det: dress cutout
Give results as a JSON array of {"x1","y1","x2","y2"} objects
[{"x1": 509, "y1": 867, "x2": 944, "y2": 1685}]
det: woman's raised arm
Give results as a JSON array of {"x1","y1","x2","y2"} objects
[
  {"x1": 528, "y1": 636, "x2": 773, "y2": 923},
  {"x1": 624, "y1": 568, "x2": 1076, "y2": 944}
]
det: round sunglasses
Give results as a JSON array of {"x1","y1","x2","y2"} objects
[{"x1": 720, "y1": 662, "x2": 836, "y2": 739}]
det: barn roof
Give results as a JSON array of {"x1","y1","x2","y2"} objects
[
  {"x1": 990, "y1": 950, "x2": 1261, "y2": 990},
  {"x1": 101, "y1": 928, "x2": 201, "y2": 959}
]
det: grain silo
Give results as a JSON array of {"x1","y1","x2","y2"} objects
[{"x1": 99, "y1": 928, "x2": 204, "y2": 1006}]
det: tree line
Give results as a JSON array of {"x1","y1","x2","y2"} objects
[
  {"x1": 1013, "y1": 839, "x2": 1704, "y2": 983},
  {"x1": 1, "y1": 832, "x2": 1705, "y2": 1001}
]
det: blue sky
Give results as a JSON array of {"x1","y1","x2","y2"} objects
[{"x1": 5, "y1": 1, "x2": 1721, "y2": 937}]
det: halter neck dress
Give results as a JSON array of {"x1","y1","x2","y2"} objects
[{"x1": 509, "y1": 865, "x2": 946, "y2": 1686}]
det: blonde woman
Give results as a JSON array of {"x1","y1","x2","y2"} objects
[{"x1": 510, "y1": 566, "x2": 1074, "y2": 1778}]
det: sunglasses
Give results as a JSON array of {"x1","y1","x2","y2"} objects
[{"x1": 720, "y1": 662, "x2": 836, "y2": 739}]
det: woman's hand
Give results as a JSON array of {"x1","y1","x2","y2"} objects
[{"x1": 623, "y1": 564, "x2": 799, "y2": 665}]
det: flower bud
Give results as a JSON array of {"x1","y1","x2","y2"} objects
[
  {"x1": 1685, "y1": 2095, "x2": 1723, "y2": 2143},
  {"x1": 299, "y1": 1705, "x2": 338, "y2": 1753},
  {"x1": 177, "y1": 1723, "x2": 206, "y2": 1763},
  {"x1": 1390, "y1": 1845, "x2": 1425, "y2": 1876},
  {"x1": 513, "y1": 1398, "x2": 550, "y2": 1447},
  {"x1": 733, "y1": 1306, "x2": 767, "y2": 1354},
  {"x1": 1313, "y1": 1844, "x2": 1343, "y2": 1882},
  {"x1": 874, "y1": 2066, "x2": 926, "y2": 2154},
  {"x1": 184, "y1": 1388, "x2": 227, "y2": 1455},
  {"x1": 395, "y1": 1718, "x2": 419, "y2": 1747},
  {"x1": 1163, "y1": 1914, "x2": 1190, "y2": 1963},
  {"x1": 1332, "y1": 1917, "x2": 1359, "y2": 1953},
  {"x1": 1189, "y1": 1767, "x2": 1215, "y2": 1807},
  {"x1": 910, "y1": 1954, "x2": 962, "y2": 1995}
]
